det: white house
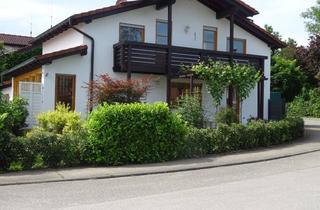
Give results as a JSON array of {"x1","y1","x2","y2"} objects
[{"x1": 0, "y1": 0, "x2": 285, "y2": 125}]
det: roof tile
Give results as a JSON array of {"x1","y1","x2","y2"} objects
[{"x1": 0, "y1": 33, "x2": 33, "y2": 46}]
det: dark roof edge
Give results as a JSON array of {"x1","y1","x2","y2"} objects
[
  {"x1": 32, "y1": 0, "x2": 284, "y2": 49},
  {"x1": 1, "y1": 45, "x2": 88, "y2": 78},
  {"x1": 32, "y1": 1, "x2": 153, "y2": 45}
]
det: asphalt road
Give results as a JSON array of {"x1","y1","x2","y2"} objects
[{"x1": 1, "y1": 151, "x2": 320, "y2": 210}]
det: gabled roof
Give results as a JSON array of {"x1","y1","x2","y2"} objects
[
  {"x1": 0, "y1": 33, "x2": 33, "y2": 47},
  {"x1": 1, "y1": 45, "x2": 88, "y2": 77},
  {"x1": 32, "y1": 0, "x2": 285, "y2": 49}
]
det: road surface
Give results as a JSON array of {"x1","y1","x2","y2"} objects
[{"x1": 1, "y1": 151, "x2": 320, "y2": 210}]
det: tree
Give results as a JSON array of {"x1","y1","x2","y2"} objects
[
  {"x1": 302, "y1": 0, "x2": 320, "y2": 34},
  {"x1": 271, "y1": 56, "x2": 306, "y2": 102},
  {"x1": 86, "y1": 74, "x2": 152, "y2": 106},
  {"x1": 295, "y1": 35, "x2": 320, "y2": 87},
  {"x1": 0, "y1": 47, "x2": 41, "y2": 74},
  {"x1": 189, "y1": 61, "x2": 261, "y2": 106},
  {"x1": 0, "y1": 42, "x2": 5, "y2": 57},
  {"x1": 264, "y1": 25, "x2": 296, "y2": 59},
  {"x1": 264, "y1": 24, "x2": 282, "y2": 41}
]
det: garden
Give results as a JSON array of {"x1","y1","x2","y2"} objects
[{"x1": 0, "y1": 60, "x2": 304, "y2": 172}]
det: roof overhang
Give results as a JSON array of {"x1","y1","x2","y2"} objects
[
  {"x1": 1, "y1": 45, "x2": 88, "y2": 78},
  {"x1": 31, "y1": 0, "x2": 284, "y2": 49}
]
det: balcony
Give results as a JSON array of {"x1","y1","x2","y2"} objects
[{"x1": 113, "y1": 41, "x2": 267, "y2": 77}]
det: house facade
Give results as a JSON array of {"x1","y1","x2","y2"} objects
[{"x1": 0, "y1": 0, "x2": 285, "y2": 125}]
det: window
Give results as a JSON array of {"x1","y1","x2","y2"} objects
[
  {"x1": 55, "y1": 74, "x2": 76, "y2": 110},
  {"x1": 203, "y1": 26, "x2": 217, "y2": 50},
  {"x1": 119, "y1": 23, "x2": 145, "y2": 42},
  {"x1": 227, "y1": 38, "x2": 246, "y2": 54},
  {"x1": 156, "y1": 20, "x2": 168, "y2": 45},
  {"x1": 170, "y1": 82, "x2": 202, "y2": 105}
]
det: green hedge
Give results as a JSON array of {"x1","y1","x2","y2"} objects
[
  {"x1": 1, "y1": 100, "x2": 305, "y2": 171},
  {"x1": 86, "y1": 103, "x2": 188, "y2": 165},
  {"x1": 182, "y1": 117, "x2": 304, "y2": 158}
]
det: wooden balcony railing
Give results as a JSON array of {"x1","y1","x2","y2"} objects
[{"x1": 113, "y1": 41, "x2": 267, "y2": 77}]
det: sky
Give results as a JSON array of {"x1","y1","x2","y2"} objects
[{"x1": 0, "y1": 0, "x2": 316, "y2": 46}]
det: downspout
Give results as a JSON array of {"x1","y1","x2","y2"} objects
[{"x1": 68, "y1": 18, "x2": 95, "y2": 112}]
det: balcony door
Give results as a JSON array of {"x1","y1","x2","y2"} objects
[{"x1": 55, "y1": 74, "x2": 76, "y2": 110}]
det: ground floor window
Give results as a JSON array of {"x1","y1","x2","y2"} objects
[
  {"x1": 55, "y1": 74, "x2": 76, "y2": 110},
  {"x1": 13, "y1": 68, "x2": 42, "y2": 96},
  {"x1": 170, "y1": 81, "x2": 202, "y2": 105}
]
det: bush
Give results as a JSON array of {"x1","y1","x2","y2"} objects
[
  {"x1": 86, "y1": 74, "x2": 151, "y2": 106},
  {"x1": 287, "y1": 88, "x2": 320, "y2": 118},
  {"x1": 0, "y1": 114, "x2": 17, "y2": 170},
  {"x1": 0, "y1": 96, "x2": 28, "y2": 134},
  {"x1": 86, "y1": 102, "x2": 188, "y2": 165},
  {"x1": 175, "y1": 94, "x2": 205, "y2": 128},
  {"x1": 37, "y1": 103, "x2": 82, "y2": 134},
  {"x1": 182, "y1": 117, "x2": 304, "y2": 158},
  {"x1": 24, "y1": 128, "x2": 87, "y2": 168},
  {"x1": 214, "y1": 107, "x2": 238, "y2": 125}
]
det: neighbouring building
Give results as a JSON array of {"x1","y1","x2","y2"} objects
[
  {"x1": 0, "y1": 0, "x2": 286, "y2": 126},
  {"x1": 0, "y1": 33, "x2": 33, "y2": 53}
]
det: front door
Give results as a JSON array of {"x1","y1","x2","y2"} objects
[{"x1": 55, "y1": 74, "x2": 76, "y2": 110}]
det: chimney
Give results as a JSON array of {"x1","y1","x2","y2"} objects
[{"x1": 116, "y1": 0, "x2": 127, "y2": 5}]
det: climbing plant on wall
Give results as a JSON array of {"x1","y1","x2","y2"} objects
[{"x1": 189, "y1": 60, "x2": 261, "y2": 106}]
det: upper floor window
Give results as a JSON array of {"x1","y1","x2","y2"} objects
[
  {"x1": 119, "y1": 23, "x2": 145, "y2": 42},
  {"x1": 203, "y1": 26, "x2": 217, "y2": 50},
  {"x1": 227, "y1": 38, "x2": 247, "y2": 54},
  {"x1": 156, "y1": 20, "x2": 168, "y2": 45}
]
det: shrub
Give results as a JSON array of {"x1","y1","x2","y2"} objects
[
  {"x1": 0, "y1": 114, "x2": 16, "y2": 170},
  {"x1": 287, "y1": 88, "x2": 320, "y2": 118},
  {"x1": 214, "y1": 107, "x2": 239, "y2": 125},
  {"x1": 182, "y1": 117, "x2": 304, "y2": 158},
  {"x1": 37, "y1": 103, "x2": 82, "y2": 134},
  {"x1": 0, "y1": 96, "x2": 28, "y2": 134},
  {"x1": 86, "y1": 102, "x2": 188, "y2": 165},
  {"x1": 181, "y1": 128, "x2": 213, "y2": 158},
  {"x1": 22, "y1": 127, "x2": 88, "y2": 168},
  {"x1": 175, "y1": 94, "x2": 205, "y2": 128},
  {"x1": 86, "y1": 74, "x2": 151, "y2": 106}
]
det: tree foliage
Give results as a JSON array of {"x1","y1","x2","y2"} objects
[
  {"x1": 302, "y1": 0, "x2": 320, "y2": 34},
  {"x1": 0, "y1": 47, "x2": 41, "y2": 74},
  {"x1": 295, "y1": 35, "x2": 320, "y2": 87},
  {"x1": 189, "y1": 61, "x2": 261, "y2": 106},
  {"x1": 271, "y1": 56, "x2": 306, "y2": 102},
  {"x1": 86, "y1": 74, "x2": 152, "y2": 106}
]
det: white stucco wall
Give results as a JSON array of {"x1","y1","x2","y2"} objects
[
  {"x1": 42, "y1": 54, "x2": 90, "y2": 118},
  {"x1": 1, "y1": 86, "x2": 13, "y2": 100},
  {"x1": 41, "y1": 0, "x2": 272, "y2": 122},
  {"x1": 43, "y1": 29, "x2": 84, "y2": 54}
]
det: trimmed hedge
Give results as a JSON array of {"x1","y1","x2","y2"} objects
[
  {"x1": 86, "y1": 103, "x2": 188, "y2": 165},
  {"x1": 182, "y1": 117, "x2": 304, "y2": 158},
  {"x1": 1, "y1": 100, "x2": 305, "y2": 171}
]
